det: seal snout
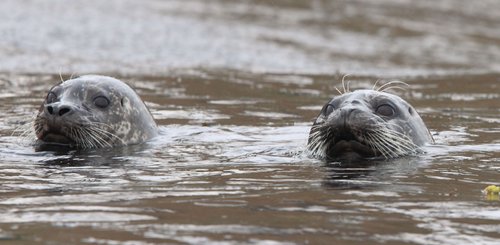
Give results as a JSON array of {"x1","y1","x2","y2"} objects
[
  {"x1": 45, "y1": 102, "x2": 75, "y2": 117},
  {"x1": 35, "y1": 102, "x2": 79, "y2": 144},
  {"x1": 339, "y1": 107, "x2": 358, "y2": 127}
]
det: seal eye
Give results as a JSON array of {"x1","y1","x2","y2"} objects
[
  {"x1": 322, "y1": 104, "x2": 335, "y2": 116},
  {"x1": 46, "y1": 92, "x2": 57, "y2": 104},
  {"x1": 94, "y1": 96, "x2": 110, "y2": 108},
  {"x1": 376, "y1": 104, "x2": 395, "y2": 117}
]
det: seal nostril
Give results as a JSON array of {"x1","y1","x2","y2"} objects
[
  {"x1": 47, "y1": 106, "x2": 54, "y2": 115},
  {"x1": 59, "y1": 107, "x2": 71, "y2": 116}
]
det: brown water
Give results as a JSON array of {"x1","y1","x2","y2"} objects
[{"x1": 1, "y1": 0, "x2": 500, "y2": 245}]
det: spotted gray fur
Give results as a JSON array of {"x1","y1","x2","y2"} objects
[{"x1": 34, "y1": 75, "x2": 158, "y2": 148}]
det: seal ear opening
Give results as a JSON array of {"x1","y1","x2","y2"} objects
[
  {"x1": 121, "y1": 97, "x2": 130, "y2": 107},
  {"x1": 408, "y1": 107, "x2": 414, "y2": 115}
]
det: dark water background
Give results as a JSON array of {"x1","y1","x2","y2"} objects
[{"x1": 1, "y1": 0, "x2": 499, "y2": 244}]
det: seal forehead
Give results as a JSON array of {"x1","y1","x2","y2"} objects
[
  {"x1": 53, "y1": 82, "x2": 101, "y2": 105},
  {"x1": 56, "y1": 76, "x2": 140, "y2": 101},
  {"x1": 334, "y1": 90, "x2": 410, "y2": 109}
]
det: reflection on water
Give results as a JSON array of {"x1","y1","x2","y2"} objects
[{"x1": 1, "y1": 0, "x2": 500, "y2": 244}]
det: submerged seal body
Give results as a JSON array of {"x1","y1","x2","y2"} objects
[
  {"x1": 34, "y1": 75, "x2": 158, "y2": 148},
  {"x1": 308, "y1": 89, "x2": 433, "y2": 160}
]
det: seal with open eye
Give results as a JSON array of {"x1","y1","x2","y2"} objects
[
  {"x1": 307, "y1": 88, "x2": 433, "y2": 160},
  {"x1": 34, "y1": 75, "x2": 158, "y2": 148}
]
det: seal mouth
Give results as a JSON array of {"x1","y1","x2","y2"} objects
[
  {"x1": 41, "y1": 132, "x2": 74, "y2": 145},
  {"x1": 36, "y1": 121, "x2": 75, "y2": 145},
  {"x1": 329, "y1": 131, "x2": 378, "y2": 158}
]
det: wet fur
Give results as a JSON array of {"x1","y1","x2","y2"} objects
[
  {"x1": 308, "y1": 78, "x2": 433, "y2": 160},
  {"x1": 31, "y1": 75, "x2": 158, "y2": 149}
]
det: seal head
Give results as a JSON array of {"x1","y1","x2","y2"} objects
[
  {"x1": 34, "y1": 75, "x2": 158, "y2": 148},
  {"x1": 308, "y1": 89, "x2": 433, "y2": 160}
]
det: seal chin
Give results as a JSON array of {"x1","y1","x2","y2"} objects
[{"x1": 41, "y1": 132, "x2": 74, "y2": 145}]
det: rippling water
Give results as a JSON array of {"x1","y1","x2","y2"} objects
[
  {"x1": 1, "y1": 0, "x2": 500, "y2": 244},
  {"x1": 2, "y1": 72, "x2": 499, "y2": 244}
]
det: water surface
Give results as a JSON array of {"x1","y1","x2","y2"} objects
[
  {"x1": 1, "y1": 0, "x2": 500, "y2": 244},
  {"x1": 1, "y1": 72, "x2": 499, "y2": 244}
]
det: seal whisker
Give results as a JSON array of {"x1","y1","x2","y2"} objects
[
  {"x1": 373, "y1": 129, "x2": 411, "y2": 147},
  {"x1": 79, "y1": 127, "x2": 95, "y2": 149},
  {"x1": 58, "y1": 70, "x2": 64, "y2": 83},
  {"x1": 69, "y1": 72, "x2": 78, "y2": 80},
  {"x1": 17, "y1": 124, "x2": 34, "y2": 139},
  {"x1": 307, "y1": 126, "x2": 332, "y2": 158},
  {"x1": 342, "y1": 75, "x2": 347, "y2": 94},
  {"x1": 378, "y1": 136, "x2": 406, "y2": 157},
  {"x1": 376, "y1": 80, "x2": 409, "y2": 92},
  {"x1": 85, "y1": 126, "x2": 115, "y2": 148},
  {"x1": 76, "y1": 125, "x2": 107, "y2": 148},
  {"x1": 375, "y1": 135, "x2": 407, "y2": 157},
  {"x1": 341, "y1": 74, "x2": 352, "y2": 94},
  {"x1": 367, "y1": 133, "x2": 393, "y2": 158},
  {"x1": 81, "y1": 127, "x2": 103, "y2": 148},
  {"x1": 334, "y1": 87, "x2": 343, "y2": 95},
  {"x1": 62, "y1": 121, "x2": 125, "y2": 148},
  {"x1": 308, "y1": 129, "x2": 325, "y2": 152},
  {"x1": 76, "y1": 127, "x2": 93, "y2": 148},
  {"x1": 12, "y1": 116, "x2": 39, "y2": 145},
  {"x1": 70, "y1": 127, "x2": 83, "y2": 148},
  {"x1": 366, "y1": 126, "x2": 414, "y2": 157},
  {"x1": 372, "y1": 79, "x2": 383, "y2": 91},
  {"x1": 309, "y1": 117, "x2": 422, "y2": 159},
  {"x1": 87, "y1": 124, "x2": 125, "y2": 145},
  {"x1": 366, "y1": 134, "x2": 388, "y2": 158},
  {"x1": 373, "y1": 130, "x2": 418, "y2": 156},
  {"x1": 359, "y1": 133, "x2": 378, "y2": 156},
  {"x1": 380, "y1": 129, "x2": 418, "y2": 148},
  {"x1": 379, "y1": 85, "x2": 408, "y2": 93},
  {"x1": 74, "y1": 128, "x2": 86, "y2": 148}
]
